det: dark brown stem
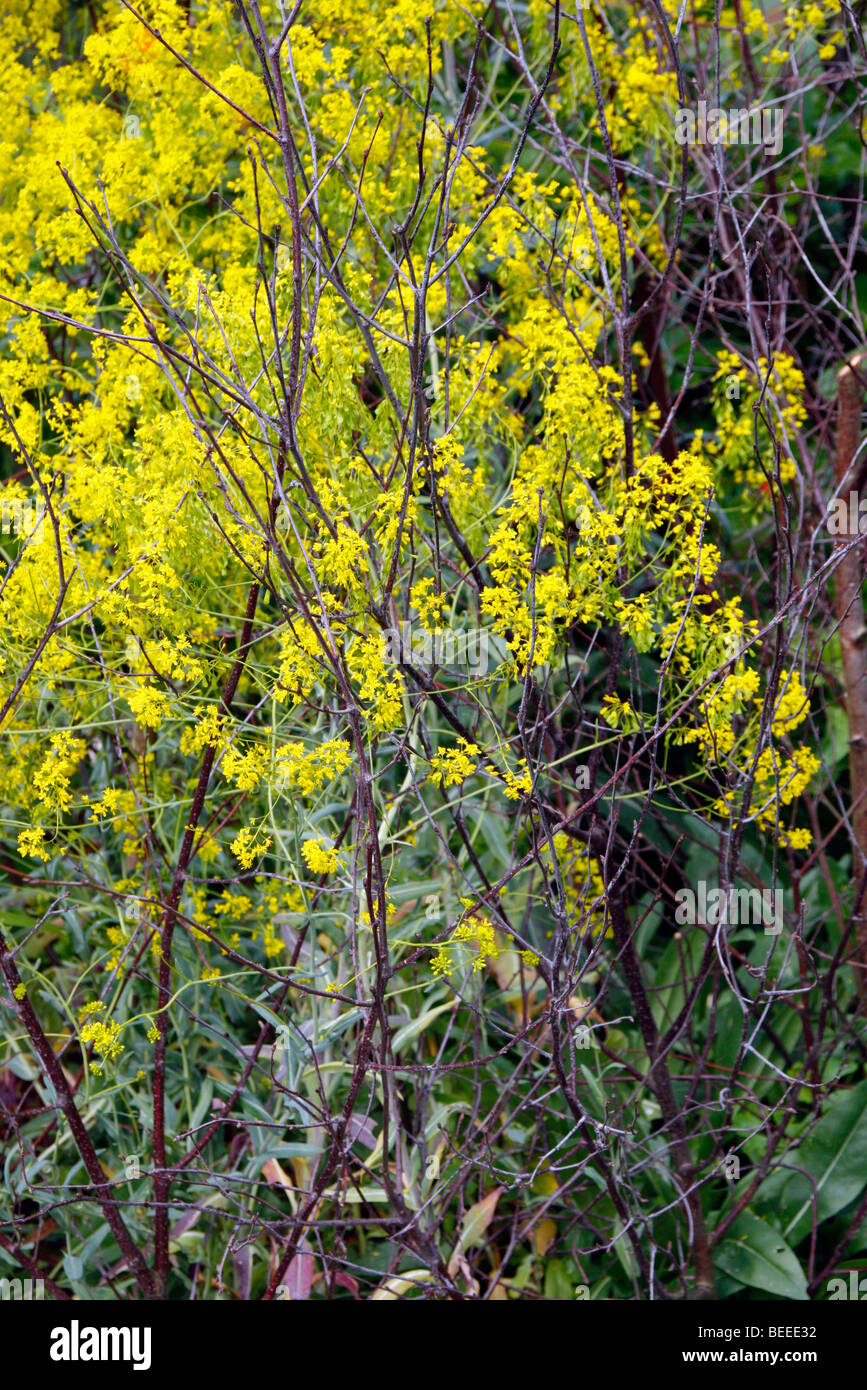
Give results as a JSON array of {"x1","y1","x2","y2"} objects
[
  {"x1": 607, "y1": 883, "x2": 717, "y2": 1298},
  {"x1": 0, "y1": 934, "x2": 156, "y2": 1299}
]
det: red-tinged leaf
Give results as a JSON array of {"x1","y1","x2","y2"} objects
[
  {"x1": 278, "y1": 1249, "x2": 315, "y2": 1301},
  {"x1": 448, "y1": 1186, "x2": 505, "y2": 1277},
  {"x1": 232, "y1": 1245, "x2": 251, "y2": 1300}
]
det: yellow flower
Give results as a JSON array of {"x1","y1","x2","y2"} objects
[
  {"x1": 766, "y1": 670, "x2": 810, "y2": 734},
  {"x1": 430, "y1": 913, "x2": 500, "y2": 977},
  {"x1": 501, "y1": 759, "x2": 532, "y2": 801},
  {"x1": 230, "y1": 826, "x2": 272, "y2": 869},
  {"x1": 600, "y1": 695, "x2": 641, "y2": 734},
  {"x1": 33, "y1": 730, "x2": 86, "y2": 812},
  {"x1": 411, "y1": 577, "x2": 448, "y2": 631},
  {"x1": 80, "y1": 1012, "x2": 125, "y2": 1067},
  {"x1": 18, "y1": 826, "x2": 52, "y2": 861},
  {"x1": 126, "y1": 684, "x2": 170, "y2": 729},
  {"x1": 180, "y1": 708, "x2": 227, "y2": 755},
  {"x1": 273, "y1": 739, "x2": 353, "y2": 797},
  {"x1": 301, "y1": 838, "x2": 340, "y2": 874},
  {"x1": 429, "y1": 738, "x2": 480, "y2": 789}
]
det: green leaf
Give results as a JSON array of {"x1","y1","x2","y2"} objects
[
  {"x1": 543, "y1": 1258, "x2": 575, "y2": 1300},
  {"x1": 310, "y1": 1009, "x2": 364, "y2": 1050},
  {"x1": 756, "y1": 1080, "x2": 867, "y2": 1244},
  {"x1": 715, "y1": 1213, "x2": 807, "y2": 1300},
  {"x1": 189, "y1": 1075, "x2": 213, "y2": 1131},
  {"x1": 370, "y1": 1269, "x2": 434, "y2": 1300},
  {"x1": 455, "y1": 1187, "x2": 504, "y2": 1256},
  {"x1": 391, "y1": 1001, "x2": 455, "y2": 1053},
  {"x1": 650, "y1": 926, "x2": 705, "y2": 1032},
  {"x1": 612, "y1": 1221, "x2": 636, "y2": 1281},
  {"x1": 477, "y1": 812, "x2": 510, "y2": 870},
  {"x1": 252, "y1": 1143, "x2": 322, "y2": 1162}
]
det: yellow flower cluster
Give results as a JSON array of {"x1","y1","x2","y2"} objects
[
  {"x1": 711, "y1": 352, "x2": 806, "y2": 501},
  {"x1": 346, "y1": 636, "x2": 404, "y2": 734},
  {"x1": 543, "y1": 835, "x2": 610, "y2": 940},
  {"x1": 127, "y1": 685, "x2": 171, "y2": 730},
  {"x1": 429, "y1": 738, "x2": 480, "y2": 789},
  {"x1": 767, "y1": 670, "x2": 810, "y2": 735},
  {"x1": 301, "y1": 838, "x2": 341, "y2": 875},
  {"x1": 430, "y1": 913, "x2": 500, "y2": 978},
  {"x1": 78, "y1": 1001, "x2": 125, "y2": 1074},
  {"x1": 230, "y1": 826, "x2": 272, "y2": 869},
  {"x1": 18, "y1": 826, "x2": 53, "y2": 862},
  {"x1": 273, "y1": 739, "x2": 353, "y2": 797},
  {"x1": 33, "y1": 731, "x2": 86, "y2": 813}
]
